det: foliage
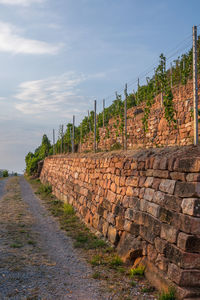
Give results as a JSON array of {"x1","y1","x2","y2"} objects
[
  {"x1": 110, "y1": 142, "x2": 122, "y2": 151},
  {"x1": 158, "y1": 287, "x2": 176, "y2": 300},
  {"x1": 25, "y1": 134, "x2": 52, "y2": 175},
  {"x1": 3, "y1": 170, "x2": 9, "y2": 177},
  {"x1": 36, "y1": 183, "x2": 52, "y2": 195},
  {"x1": 129, "y1": 265, "x2": 145, "y2": 277}
]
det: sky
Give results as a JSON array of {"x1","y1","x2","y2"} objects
[{"x1": 0, "y1": 0, "x2": 199, "y2": 173}]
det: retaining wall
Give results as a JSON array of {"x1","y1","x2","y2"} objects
[
  {"x1": 81, "y1": 79, "x2": 200, "y2": 151},
  {"x1": 40, "y1": 146, "x2": 200, "y2": 299}
]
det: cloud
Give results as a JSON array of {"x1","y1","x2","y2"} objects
[
  {"x1": 15, "y1": 72, "x2": 92, "y2": 118},
  {"x1": 0, "y1": 0, "x2": 44, "y2": 6},
  {"x1": 0, "y1": 21, "x2": 62, "y2": 54}
]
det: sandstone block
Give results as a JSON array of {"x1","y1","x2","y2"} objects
[
  {"x1": 159, "y1": 179, "x2": 176, "y2": 194},
  {"x1": 147, "y1": 244, "x2": 157, "y2": 262},
  {"x1": 174, "y1": 182, "x2": 200, "y2": 198},
  {"x1": 177, "y1": 232, "x2": 200, "y2": 253},
  {"x1": 117, "y1": 232, "x2": 142, "y2": 262},
  {"x1": 153, "y1": 191, "x2": 165, "y2": 205},
  {"x1": 140, "y1": 225, "x2": 157, "y2": 244},
  {"x1": 144, "y1": 188, "x2": 154, "y2": 201},
  {"x1": 181, "y1": 198, "x2": 200, "y2": 217},
  {"x1": 125, "y1": 208, "x2": 134, "y2": 220},
  {"x1": 126, "y1": 176, "x2": 139, "y2": 187},
  {"x1": 178, "y1": 213, "x2": 200, "y2": 235},
  {"x1": 155, "y1": 254, "x2": 168, "y2": 272},
  {"x1": 147, "y1": 202, "x2": 160, "y2": 218},
  {"x1": 107, "y1": 190, "x2": 116, "y2": 202},
  {"x1": 174, "y1": 157, "x2": 200, "y2": 173},
  {"x1": 115, "y1": 216, "x2": 124, "y2": 230},
  {"x1": 112, "y1": 204, "x2": 124, "y2": 216},
  {"x1": 154, "y1": 237, "x2": 168, "y2": 254},
  {"x1": 168, "y1": 263, "x2": 200, "y2": 287},
  {"x1": 92, "y1": 213, "x2": 100, "y2": 229},
  {"x1": 139, "y1": 176, "x2": 146, "y2": 187},
  {"x1": 153, "y1": 170, "x2": 169, "y2": 179},
  {"x1": 160, "y1": 223, "x2": 178, "y2": 243},
  {"x1": 111, "y1": 182, "x2": 116, "y2": 193},
  {"x1": 186, "y1": 173, "x2": 200, "y2": 182},
  {"x1": 152, "y1": 178, "x2": 161, "y2": 190},
  {"x1": 170, "y1": 172, "x2": 186, "y2": 181},
  {"x1": 124, "y1": 220, "x2": 140, "y2": 235},
  {"x1": 126, "y1": 186, "x2": 134, "y2": 196},
  {"x1": 140, "y1": 199, "x2": 148, "y2": 212},
  {"x1": 129, "y1": 197, "x2": 140, "y2": 210},
  {"x1": 144, "y1": 177, "x2": 154, "y2": 188},
  {"x1": 164, "y1": 243, "x2": 200, "y2": 269},
  {"x1": 153, "y1": 158, "x2": 160, "y2": 169},
  {"x1": 131, "y1": 161, "x2": 137, "y2": 169},
  {"x1": 108, "y1": 225, "x2": 119, "y2": 245},
  {"x1": 146, "y1": 169, "x2": 153, "y2": 177},
  {"x1": 107, "y1": 213, "x2": 115, "y2": 225},
  {"x1": 159, "y1": 157, "x2": 168, "y2": 170},
  {"x1": 97, "y1": 204, "x2": 104, "y2": 216}
]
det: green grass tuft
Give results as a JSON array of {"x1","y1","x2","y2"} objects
[
  {"x1": 36, "y1": 184, "x2": 52, "y2": 195},
  {"x1": 10, "y1": 242, "x2": 23, "y2": 248},
  {"x1": 158, "y1": 287, "x2": 176, "y2": 300},
  {"x1": 130, "y1": 280, "x2": 137, "y2": 287},
  {"x1": 130, "y1": 265, "x2": 145, "y2": 277},
  {"x1": 63, "y1": 203, "x2": 74, "y2": 216},
  {"x1": 92, "y1": 271, "x2": 101, "y2": 279},
  {"x1": 109, "y1": 255, "x2": 123, "y2": 268}
]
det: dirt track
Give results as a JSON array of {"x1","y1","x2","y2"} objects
[{"x1": 0, "y1": 177, "x2": 106, "y2": 299}]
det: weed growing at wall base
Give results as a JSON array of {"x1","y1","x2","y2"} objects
[
  {"x1": 158, "y1": 287, "x2": 176, "y2": 300},
  {"x1": 130, "y1": 265, "x2": 145, "y2": 277}
]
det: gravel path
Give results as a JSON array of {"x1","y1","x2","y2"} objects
[
  {"x1": 0, "y1": 178, "x2": 7, "y2": 198},
  {"x1": 0, "y1": 177, "x2": 108, "y2": 300}
]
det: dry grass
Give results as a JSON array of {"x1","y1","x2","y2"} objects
[{"x1": 0, "y1": 177, "x2": 57, "y2": 274}]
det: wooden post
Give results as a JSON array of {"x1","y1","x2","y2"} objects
[
  {"x1": 53, "y1": 129, "x2": 55, "y2": 155},
  {"x1": 103, "y1": 99, "x2": 105, "y2": 127},
  {"x1": 193, "y1": 25, "x2": 198, "y2": 145},
  {"x1": 94, "y1": 100, "x2": 97, "y2": 152},
  {"x1": 124, "y1": 83, "x2": 127, "y2": 150},
  {"x1": 72, "y1": 115, "x2": 75, "y2": 153}
]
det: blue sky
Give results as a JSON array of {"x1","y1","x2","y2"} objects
[{"x1": 0, "y1": 0, "x2": 199, "y2": 173}]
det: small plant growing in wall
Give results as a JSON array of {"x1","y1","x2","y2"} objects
[
  {"x1": 129, "y1": 265, "x2": 145, "y2": 277},
  {"x1": 158, "y1": 287, "x2": 176, "y2": 300}
]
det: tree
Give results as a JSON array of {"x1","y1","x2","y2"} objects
[{"x1": 3, "y1": 170, "x2": 8, "y2": 177}]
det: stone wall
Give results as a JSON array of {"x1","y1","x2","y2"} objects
[
  {"x1": 80, "y1": 79, "x2": 200, "y2": 152},
  {"x1": 40, "y1": 146, "x2": 200, "y2": 299}
]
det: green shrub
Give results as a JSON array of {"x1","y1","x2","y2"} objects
[
  {"x1": 130, "y1": 265, "x2": 145, "y2": 277},
  {"x1": 110, "y1": 142, "x2": 122, "y2": 151},
  {"x1": 63, "y1": 203, "x2": 74, "y2": 215},
  {"x1": 158, "y1": 287, "x2": 176, "y2": 300},
  {"x1": 110, "y1": 255, "x2": 123, "y2": 267},
  {"x1": 3, "y1": 170, "x2": 9, "y2": 177},
  {"x1": 37, "y1": 184, "x2": 52, "y2": 195}
]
